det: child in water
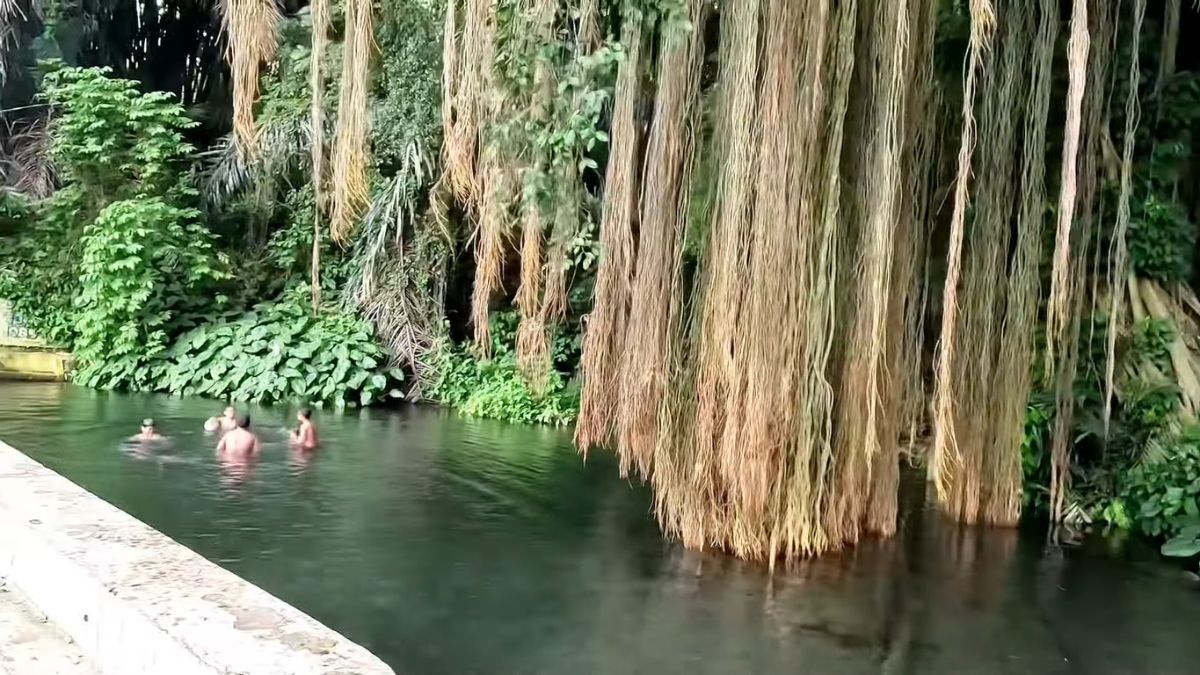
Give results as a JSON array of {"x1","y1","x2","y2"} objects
[
  {"x1": 289, "y1": 408, "x2": 319, "y2": 450},
  {"x1": 204, "y1": 406, "x2": 238, "y2": 433},
  {"x1": 133, "y1": 418, "x2": 163, "y2": 441}
]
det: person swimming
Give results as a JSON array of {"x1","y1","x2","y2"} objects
[
  {"x1": 216, "y1": 414, "x2": 261, "y2": 457},
  {"x1": 289, "y1": 408, "x2": 319, "y2": 450},
  {"x1": 205, "y1": 406, "x2": 238, "y2": 433},
  {"x1": 132, "y1": 418, "x2": 163, "y2": 442}
]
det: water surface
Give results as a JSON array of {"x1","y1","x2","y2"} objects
[{"x1": 0, "y1": 382, "x2": 1195, "y2": 674}]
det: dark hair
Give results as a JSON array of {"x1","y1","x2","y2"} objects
[
  {"x1": 298, "y1": 408, "x2": 312, "y2": 419},
  {"x1": 236, "y1": 414, "x2": 251, "y2": 429}
]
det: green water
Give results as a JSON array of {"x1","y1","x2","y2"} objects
[{"x1": 0, "y1": 382, "x2": 1197, "y2": 674}]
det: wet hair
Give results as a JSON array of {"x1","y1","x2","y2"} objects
[
  {"x1": 142, "y1": 418, "x2": 155, "y2": 428},
  {"x1": 298, "y1": 408, "x2": 312, "y2": 420},
  {"x1": 236, "y1": 414, "x2": 251, "y2": 429}
]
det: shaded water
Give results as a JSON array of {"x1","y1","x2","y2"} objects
[{"x1": 0, "y1": 382, "x2": 1196, "y2": 674}]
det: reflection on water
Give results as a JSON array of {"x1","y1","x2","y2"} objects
[{"x1": 0, "y1": 382, "x2": 1196, "y2": 674}]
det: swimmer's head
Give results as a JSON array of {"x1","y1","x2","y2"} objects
[
  {"x1": 298, "y1": 408, "x2": 312, "y2": 421},
  {"x1": 236, "y1": 414, "x2": 251, "y2": 429},
  {"x1": 141, "y1": 418, "x2": 156, "y2": 432},
  {"x1": 223, "y1": 406, "x2": 236, "y2": 419}
]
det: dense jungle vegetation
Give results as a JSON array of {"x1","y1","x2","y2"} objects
[{"x1": 1, "y1": 0, "x2": 1200, "y2": 562}]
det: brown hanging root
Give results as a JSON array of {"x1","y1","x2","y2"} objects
[
  {"x1": 515, "y1": 0, "x2": 560, "y2": 384},
  {"x1": 575, "y1": 3, "x2": 645, "y2": 453},
  {"x1": 1043, "y1": 0, "x2": 1090, "y2": 380},
  {"x1": 309, "y1": 0, "x2": 330, "y2": 309},
  {"x1": 1154, "y1": 0, "x2": 1180, "y2": 100},
  {"x1": 715, "y1": 0, "x2": 810, "y2": 559},
  {"x1": 469, "y1": 148, "x2": 514, "y2": 353},
  {"x1": 832, "y1": 0, "x2": 908, "y2": 541},
  {"x1": 1103, "y1": 0, "x2": 1147, "y2": 435},
  {"x1": 957, "y1": 3, "x2": 1029, "y2": 525},
  {"x1": 985, "y1": 0, "x2": 1058, "y2": 526},
  {"x1": 221, "y1": 0, "x2": 282, "y2": 156},
  {"x1": 896, "y1": 0, "x2": 941, "y2": 463},
  {"x1": 787, "y1": 0, "x2": 856, "y2": 558},
  {"x1": 684, "y1": 0, "x2": 762, "y2": 543},
  {"x1": 617, "y1": 0, "x2": 710, "y2": 479},
  {"x1": 330, "y1": 0, "x2": 374, "y2": 242},
  {"x1": 441, "y1": 0, "x2": 459, "y2": 167},
  {"x1": 1051, "y1": 0, "x2": 1113, "y2": 523},
  {"x1": 445, "y1": 0, "x2": 490, "y2": 205},
  {"x1": 578, "y1": 0, "x2": 601, "y2": 50},
  {"x1": 929, "y1": 0, "x2": 995, "y2": 508}
]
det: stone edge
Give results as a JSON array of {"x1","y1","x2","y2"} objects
[{"x1": 0, "y1": 439, "x2": 395, "y2": 675}]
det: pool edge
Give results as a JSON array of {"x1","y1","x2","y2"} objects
[{"x1": 0, "y1": 439, "x2": 396, "y2": 675}]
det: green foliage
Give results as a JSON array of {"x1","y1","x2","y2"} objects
[
  {"x1": 426, "y1": 313, "x2": 579, "y2": 427},
  {"x1": 1128, "y1": 194, "x2": 1195, "y2": 281},
  {"x1": 373, "y1": 0, "x2": 443, "y2": 173},
  {"x1": 1021, "y1": 393, "x2": 1054, "y2": 510},
  {"x1": 1121, "y1": 379, "x2": 1180, "y2": 443},
  {"x1": 1161, "y1": 522, "x2": 1200, "y2": 560},
  {"x1": 73, "y1": 198, "x2": 227, "y2": 389},
  {"x1": 0, "y1": 190, "x2": 32, "y2": 235},
  {"x1": 1131, "y1": 318, "x2": 1174, "y2": 370},
  {"x1": 2, "y1": 67, "x2": 204, "y2": 350},
  {"x1": 160, "y1": 290, "x2": 405, "y2": 406},
  {"x1": 1124, "y1": 429, "x2": 1200, "y2": 539},
  {"x1": 42, "y1": 67, "x2": 197, "y2": 204},
  {"x1": 0, "y1": 190, "x2": 79, "y2": 344}
]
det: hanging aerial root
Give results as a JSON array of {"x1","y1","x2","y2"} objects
[
  {"x1": 929, "y1": 0, "x2": 995, "y2": 510},
  {"x1": 575, "y1": 3, "x2": 646, "y2": 453},
  {"x1": 1044, "y1": 0, "x2": 1090, "y2": 379},
  {"x1": 445, "y1": 0, "x2": 491, "y2": 204},
  {"x1": 985, "y1": 0, "x2": 1058, "y2": 526},
  {"x1": 616, "y1": 0, "x2": 709, "y2": 479},
  {"x1": 308, "y1": 0, "x2": 331, "y2": 308},
  {"x1": 470, "y1": 149, "x2": 513, "y2": 353},
  {"x1": 679, "y1": 0, "x2": 763, "y2": 549},
  {"x1": 330, "y1": 0, "x2": 375, "y2": 242},
  {"x1": 220, "y1": 0, "x2": 282, "y2": 156},
  {"x1": 514, "y1": 0, "x2": 559, "y2": 385},
  {"x1": 1103, "y1": 0, "x2": 1147, "y2": 435}
]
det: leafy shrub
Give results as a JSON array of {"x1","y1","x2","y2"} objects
[
  {"x1": 1128, "y1": 194, "x2": 1196, "y2": 282},
  {"x1": 1161, "y1": 522, "x2": 1200, "y2": 562},
  {"x1": 159, "y1": 292, "x2": 404, "y2": 406},
  {"x1": 1021, "y1": 393, "x2": 1055, "y2": 510},
  {"x1": 425, "y1": 312, "x2": 579, "y2": 427},
  {"x1": 1130, "y1": 318, "x2": 1174, "y2": 371},
  {"x1": 1124, "y1": 429, "x2": 1200, "y2": 538},
  {"x1": 73, "y1": 198, "x2": 227, "y2": 389},
  {"x1": 0, "y1": 190, "x2": 80, "y2": 344},
  {"x1": 43, "y1": 66, "x2": 197, "y2": 202}
]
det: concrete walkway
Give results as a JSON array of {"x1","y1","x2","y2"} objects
[{"x1": 0, "y1": 585, "x2": 95, "y2": 675}]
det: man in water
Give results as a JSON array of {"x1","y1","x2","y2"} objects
[
  {"x1": 216, "y1": 414, "x2": 261, "y2": 457},
  {"x1": 289, "y1": 408, "x2": 319, "y2": 450},
  {"x1": 133, "y1": 418, "x2": 163, "y2": 441},
  {"x1": 205, "y1": 406, "x2": 238, "y2": 433}
]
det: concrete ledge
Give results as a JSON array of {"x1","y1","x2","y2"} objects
[
  {"x1": 0, "y1": 347, "x2": 73, "y2": 381},
  {"x1": 0, "y1": 440, "x2": 395, "y2": 675}
]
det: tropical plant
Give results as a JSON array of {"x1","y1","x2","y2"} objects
[
  {"x1": 425, "y1": 312, "x2": 579, "y2": 426},
  {"x1": 158, "y1": 290, "x2": 404, "y2": 406},
  {"x1": 72, "y1": 197, "x2": 227, "y2": 389},
  {"x1": 1124, "y1": 429, "x2": 1200, "y2": 539}
]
